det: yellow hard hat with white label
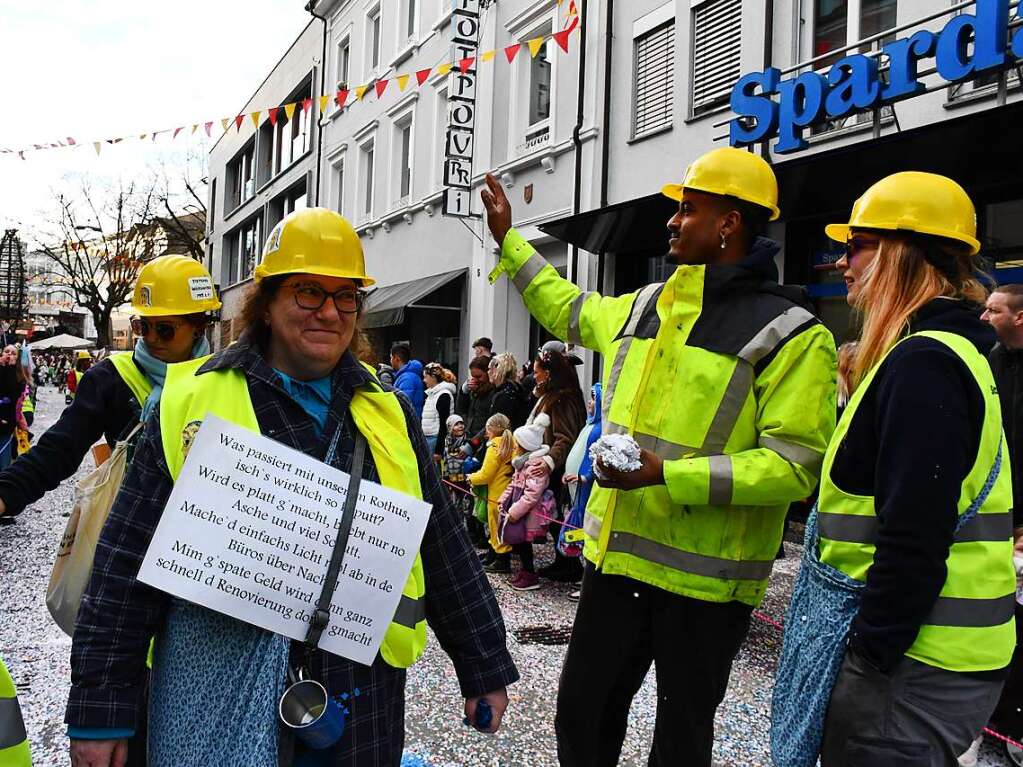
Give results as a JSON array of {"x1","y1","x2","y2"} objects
[
  {"x1": 255, "y1": 208, "x2": 375, "y2": 286},
  {"x1": 132, "y1": 255, "x2": 221, "y2": 317},
  {"x1": 825, "y1": 172, "x2": 981, "y2": 255},
  {"x1": 662, "y1": 147, "x2": 781, "y2": 221},
  {"x1": 77, "y1": 350, "x2": 93, "y2": 360}
]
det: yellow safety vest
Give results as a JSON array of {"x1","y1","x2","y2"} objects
[
  {"x1": 818, "y1": 331, "x2": 1016, "y2": 672},
  {"x1": 160, "y1": 356, "x2": 428, "y2": 668},
  {"x1": 0, "y1": 656, "x2": 31, "y2": 767},
  {"x1": 493, "y1": 229, "x2": 837, "y2": 605},
  {"x1": 108, "y1": 353, "x2": 154, "y2": 407}
]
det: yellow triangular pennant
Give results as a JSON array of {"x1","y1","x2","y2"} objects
[
  {"x1": 528, "y1": 37, "x2": 545, "y2": 57},
  {"x1": 318, "y1": 95, "x2": 330, "y2": 113},
  {"x1": 250, "y1": 111, "x2": 261, "y2": 127},
  {"x1": 221, "y1": 118, "x2": 231, "y2": 132},
  {"x1": 481, "y1": 50, "x2": 496, "y2": 63},
  {"x1": 397, "y1": 74, "x2": 410, "y2": 92},
  {"x1": 93, "y1": 142, "x2": 101, "y2": 155},
  {"x1": 436, "y1": 62, "x2": 452, "y2": 76},
  {"x1": 191, "y1": 124, "x2": 199, "y2": 134},
  {"x1": 283, "y1": 103, "x2": 296, "y2": 122},
  {"x1": 356, "y1": 85, "x2": 369, "y2": 100},
  {"x1": 139, "y1": 134, "x2": 148, "y2": 141}
]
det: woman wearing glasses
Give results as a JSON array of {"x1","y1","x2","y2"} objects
[
  {"x1": 773, "y1": 173, "x2": 1015, "y2": 766},
  {"x1": 0, "y1": 255, "x2": 219, "y2": 527},
  {"x1": 67, "y1": 208, "x2": 517, "y2": 767}
]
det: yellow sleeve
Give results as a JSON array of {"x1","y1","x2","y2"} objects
[{"x1": 468, "y1": 443, "x2": 500, "y2": 486}]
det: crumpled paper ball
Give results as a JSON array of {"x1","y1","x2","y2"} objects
[{"x1": 589, "y1": 434, "x2": 642, "y2": 480}]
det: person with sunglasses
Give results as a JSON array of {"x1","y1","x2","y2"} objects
[
  {"x1": 772, "y1": 173, "x2": 1015, "y2": 766},
  {"x1": 66, "y1": 208, "x2": 517, "y2": 767},
  {"x1": 0, "y1": 255, "x2": 220, "y2": 528}
]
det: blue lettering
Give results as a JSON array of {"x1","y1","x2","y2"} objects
[
  {"x1": 825, "y1": 55, "x2": 881, "y2": 117},
  {"x1": 775, "y1": 71, "x2": 827, "y2": 154},
  {"x1": 935, "y1": 0, "x2": 1008, "y2": 80},
  {"x1": 1013, "y1": 0, "x2": 1023, "y2": 57},
  {"x1": 880, "y1": 30, "x2": 937, "y2": 101},
  {"x1": 729, "y1": 69, "x2": 780, "y2": 146}
]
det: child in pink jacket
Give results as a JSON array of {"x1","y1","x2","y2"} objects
[{"x1": 498, "y1": 413, "x2": 555, "y2": 592}]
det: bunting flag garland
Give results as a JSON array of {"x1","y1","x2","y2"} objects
[{"x1": 3, "y1": 23, "x2": 580, "y2": 160}]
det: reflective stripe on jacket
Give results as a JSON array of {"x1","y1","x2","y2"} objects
[
  {"x1": 493, "y1": 228, "x2": 837, "y2": 606},
  {"x1": 819, "y1": 331, "x2": 1016, "y2": 672},
  {"x1": 159, "y1": 356, "x2": 428, "y2": 668}
]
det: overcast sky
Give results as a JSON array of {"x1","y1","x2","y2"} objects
[{"x1": 0, "y1": 0, "x2": 311, "y2": 242}]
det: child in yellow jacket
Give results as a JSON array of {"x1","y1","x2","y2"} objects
[{"x1": 469, "y1": 413, "x2": 515, "y2": 573}]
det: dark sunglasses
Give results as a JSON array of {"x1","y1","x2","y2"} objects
[
  {"x1": 287, "y1": 283, "x2": 364, "y2": 315},
  {"x1": 845, "y1": 235, "x2": 880, "y2": 260},
  {"x1": 131, "y1": 318, "x2": 184, "y2": 341}
]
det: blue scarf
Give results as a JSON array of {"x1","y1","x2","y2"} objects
[{"x1": 135, "y1": 336, "x2": 210, "y2": 422}]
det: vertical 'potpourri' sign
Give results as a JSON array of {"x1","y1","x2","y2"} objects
[{"x1": 443, "y1": 0, "x2": 480, "y2": 218}]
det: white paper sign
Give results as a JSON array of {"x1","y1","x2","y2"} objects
[{"x1": 138, "y1": 415, "x2": 432, "y2": 665}]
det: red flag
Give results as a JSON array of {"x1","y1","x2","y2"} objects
[
  {"x1": 204, "y1": 121, "x2": 213, "y2": 136},
  {"x1": 375, "y1": 79, "x2": 389, "y2": 98},
  {"x1": 235, "y1": 115, "x2": 245, "y2": 130},
  {"x1": 504, "y1": 43, "x2": 522, "y2": 62},
  {"x1": 301, "y1": 98, "x2": 313, "y2": 113},
  {"x1": 336, "y1": 90, "x2": 349, "y2": 108},
  {"x1": 66, "y1": 137, "x2": 77, "y2": 146},
  {"x1": 459, "y1": 57, "x2": 475, "y2": 73},
  {"x1": 554, "y1": 28, "x2": 572, "y2": 53},
  {"x1": 173, "y1": 127, "x2": 184, "y2": 139},
  {"x1": 269, "y1": 107, "x2": 279, "y2": 126},
  {"x1": 416, "y1": 68, "x2": 432, "y2": 86}
]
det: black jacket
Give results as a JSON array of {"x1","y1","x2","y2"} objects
[
  {"x1": 0, "y1": 357, "x2": 144, "y2": 516},
  {"x1": 491, "y1": 380, "x2": 527, "y2": 430},
  {"x1": 989, "y1": 342, "x2": 1023, "y2": 530},
  {"x1": 834, "y1": 298, "x2": 1001, "y2": 675}
]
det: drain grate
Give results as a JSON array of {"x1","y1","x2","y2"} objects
[{"x1": 513, "y1": 624, "x2": 574, "y2": 646}]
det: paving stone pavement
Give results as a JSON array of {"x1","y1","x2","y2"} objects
[{"x1": 1, "y1": 386, "x2": 1012, "y2": 765}]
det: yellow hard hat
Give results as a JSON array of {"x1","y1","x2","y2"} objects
[
  {"x1": 826, "y1": 172, "x2": 980, "y2": 255},
  {"x1": 662, "y1": 147, "x2": 781, "y2": 221},
  {"x1": 255, "y1": 208, "x2": 375, "y2": 287},
  {"x1": 77, "y1": 350, "x2": 92, "y2": 360},
  {"x1": 132, "y1": 255, "x2": 222, "y2": 317}
]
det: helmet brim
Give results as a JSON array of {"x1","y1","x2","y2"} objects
[
  {"x1": 825, "y1": 222, "x2": 980, "y2": 255},
  {"x1": 660, "y1": 183, "x2": 781, "y2": 221},
  {"x1": 253, "y1": 265, "x2": 376, "y2": 287}
]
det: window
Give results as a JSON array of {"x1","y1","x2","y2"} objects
[
  {"x1": 812, "y1": 0, "x2": 897, "y2": 68},
  {"x1": 227, "y1": 141, "x2": 255, "y2": 210},
  {"x1": 368, "y1": 6, "x2": 382, "y2": 71},
  {"x1": 208, "y1": 179, "x2": 217, "y2": 233},
  {"x1": 333, "y1": 156, "x2": 345, "y2": 215},
  {"x1": 633, "y1": 21, "x2": 674, "y2": 138},
  {"x1": 224, "y1": 215, "x2": 261, "y2": 285},
  {"x1": 284, "y1": 186, "x2": 308, "y2": 216},
  {"x1": 433, "y1": 84, "x2": 448, "y2": 189},
  {"x1": 404, "y1": 0, "x2": 418, "y2": 41},
  {"x1": 529, "y1": 36, "x2": 553, "y2": 127},
  {"x1": 337, "y1": 37, "x2": 351, "y2": 91},
  {"x1": 361, "y1": 140, "x2": 376, "y2": 217},
  {"x1": 396, "y1": 119, "x2": 413, "y2": 202},
  {"x1": 691, "y1": 0, "x2": 742, "y2": 116}
]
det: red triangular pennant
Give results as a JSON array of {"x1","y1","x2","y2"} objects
[
  {"x1": 336, "y1": 90, "x2": 349, "y2": 108},
  {"x1": 204, "y1": 121, "x2": 213, "y2": 136},
  {"x1": 554, "y1": 28, "x2": 572, "y2": 53},
  {"x1": 235, "y1": 115, "x2": 245, "y2": 130},
  {"x1": 301, "y1": 98, "x2": 312, "y2": 113},
  {"x1": 66, "y1": 137, "x2": 77, "y2": 146},
  {"x1": 459, "y1": 57, "x2": 475, "y2": 73},
  {"x1": 375, "y1": 79, "x2": 389, "y2": 98},
  {"x1": 173, "y1": 127, "x2": 184, "y2": 139},
  {"x1": 415, "y1": 68, "x2": 432, "y2": 86},
  {"x1": 269, "y1": 107, "x2": 279, "y2": 126},
  {"x1": 504, "y1": 43, "x2": 522, "y2": 62}
]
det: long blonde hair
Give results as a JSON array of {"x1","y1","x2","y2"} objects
[
  {"x1": 486, "y1": 413, "x2": 515, "y2": 463},
  {"x1": 851, "y1": 234, "x2": 987, "y2": 389}
]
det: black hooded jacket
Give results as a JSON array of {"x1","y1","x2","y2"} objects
[{"x1": 833, "y1": 298, "x2": 1005, "y2": 675}]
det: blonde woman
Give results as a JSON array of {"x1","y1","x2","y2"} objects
[
  {"x1": 772, "y1": 173, "x2": 1015, "y2": 767},
  {"x1": 835, "y1": 341, "x2": 858, "y2": 411},
  {"x1": 487, "y1": 352, "x2": 527, "y2": 429}
]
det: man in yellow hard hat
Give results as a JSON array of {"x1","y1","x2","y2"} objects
[{"x1": 482, "y1": 146, "x2": 837, "y2": 766}]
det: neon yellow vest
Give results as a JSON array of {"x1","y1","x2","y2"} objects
[
  {"x1": 160, "y1": 357, "x2": 427, "y2": 668},
  {"x1": 0, "y1": 656, "x2": 31, "y2": 767},
  {"x1": 108, "y1": 353, "x2": 154, "y2": 406},
  {"x1": 819, "y1": 331, "x2": 1015, "y2": 672}
]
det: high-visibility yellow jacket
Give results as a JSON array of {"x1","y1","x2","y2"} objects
[
  {"x1": 160, "y1": 356, "x2": 428, "y2": 668},
  {"x1": 0, "y1": 655, "x2": 31, "y2": 767},
  {"x1": 819, "y1": 331, "x2": 1015, "y2": 672},
  {"x1": 492, "y1": 229, "x2": 837, "y2": 605},
  {"x1": 109, "y1": 353, "x2": 154, "y2": 408}
]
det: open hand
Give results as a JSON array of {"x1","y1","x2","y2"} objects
[
  {"x1": 480, "y1": 174, "x2": 512, "y2": 246},
  {"x1": 595, "y1": 448, "x2": 665, "y2": 491}
]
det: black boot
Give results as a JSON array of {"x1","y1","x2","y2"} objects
[
  {"x1": 484, "y1": 553, "x2": 512, "y2": 573},
  {"x1": 478, "y1": 549, "x2": 497, "y2": 566},
  {"x1": 538, "y1": 551, "x2": 582, "y2": 582}
]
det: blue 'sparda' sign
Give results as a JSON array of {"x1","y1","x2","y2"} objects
[{"x1": 730, "y1": 0, "x2": 1021, "y2": 153}]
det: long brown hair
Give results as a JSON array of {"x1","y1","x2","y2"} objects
[
  {"x1": 851, "y1": 234, "x2": 987, "y2": 389},
  {"x1": 236, "y1": 276, "x2": 372, "y2": 361}
]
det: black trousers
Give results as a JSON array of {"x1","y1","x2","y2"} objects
[{"x1": 555, "y1": 564, "x2": 752, "y2": 767}]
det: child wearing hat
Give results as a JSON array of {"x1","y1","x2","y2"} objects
[
  {"x1": 497, "y1": 413, "x2": 557, "y2": 591},
  {"x1": 442, "y1": 413, "x2": 474, "y2": 529}
]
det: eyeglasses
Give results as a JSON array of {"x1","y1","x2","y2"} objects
[
  {"x1": 286, "y1": 283, "x2": 364, "y2": 314},
  {"x1": 131, "y1": 318, "x2": 184, "y2": 341},
  {"x1": 845, "y1": 235, "x2": 880, "y2": 261}
]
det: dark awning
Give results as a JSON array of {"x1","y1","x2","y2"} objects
[
  {"x1": 538, "y1": 194, "x2": 677, "y2": 254},
  {"x1": 362, "y1": 268, "x2": 465, "y2": 329}
]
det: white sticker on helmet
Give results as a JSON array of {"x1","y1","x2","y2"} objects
[{"x1": 189, "y1": 276, "x2": 214, "y2": 302}]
